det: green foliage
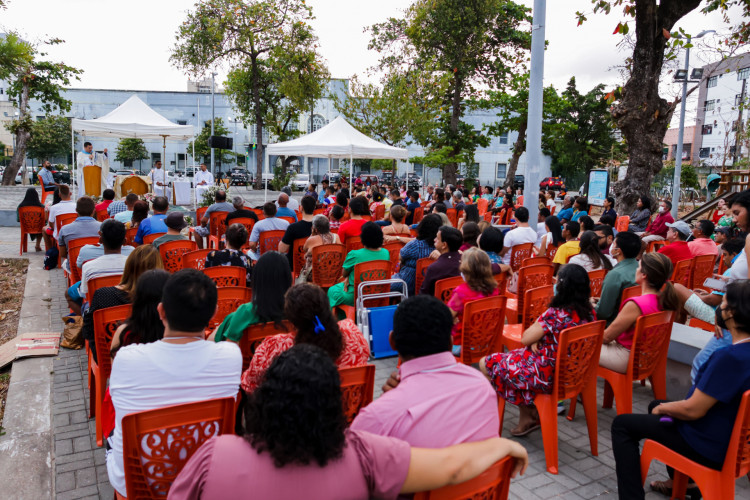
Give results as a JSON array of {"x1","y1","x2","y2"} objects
[
  {"x1": 271, "y1": 165, "x2": 294, "y2": 191},
  {"x1": 199, "y1": 184, "x2": 226, "y2": 207},
  {"x1": 114, "y1": 138, "x2": 149, "y2": 165},
  {"x1": 187, "y1": 118, "x2": 237, "y2": 166},
  {"x1": 25, "y1": 115, "x2": 71, "y2": 162}
]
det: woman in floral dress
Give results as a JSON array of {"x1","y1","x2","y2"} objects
[{"x1": 480, "y1": 264, "x2": 594, "y2": 437}]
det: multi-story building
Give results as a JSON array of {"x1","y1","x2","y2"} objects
[{"x1": 693, "y1": 52, "x2": 750, "y2": 169}]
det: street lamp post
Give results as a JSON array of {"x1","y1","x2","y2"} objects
[
  {"x1": 671, "y1": 29, "x2": 715, "y2": 220},
  {"x1": 210, "y1": 72, "x2": 217, "y2": 178}
]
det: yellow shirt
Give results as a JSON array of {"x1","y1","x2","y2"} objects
[{"x1": 552, "y1": 240, "x2": 581, "y2": 265}]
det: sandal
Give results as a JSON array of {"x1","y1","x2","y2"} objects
[
  {"x1": 510, "y1": 420, "x2": 541, "y2": 437},
  {"x1": 650, "y1": 480, "x2": 701, "y2": 500}
]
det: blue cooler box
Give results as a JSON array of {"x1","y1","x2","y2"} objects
[{"x1": 367, "y1": 305, "x2": 399, "y2": 359}]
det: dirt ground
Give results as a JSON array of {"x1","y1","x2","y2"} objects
[{"x1": 0, "y1": 258, "x2": 29, "y2": 433}]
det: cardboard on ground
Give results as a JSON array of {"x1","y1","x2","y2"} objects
[{"x1": 0, "y1": 332, "x2": 61, "y2": 370}]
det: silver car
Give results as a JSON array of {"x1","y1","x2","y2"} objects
[{"x1": 290, "y1": 173, "x2": 310, "y2": 191}]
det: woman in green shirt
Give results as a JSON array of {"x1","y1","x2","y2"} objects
[
  {"x1": 213, "y1": 251, "x2": 291, "y2": 342},
  {"x1": 328, "y1": 222, "x2": 390, "y2": 308}
]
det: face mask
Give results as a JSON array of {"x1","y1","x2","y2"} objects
[
  {"x1": 715, "y1": 307, "x2": 731, "y2": 330},
  {"x1": 609, "y1": 242, "x2": 617, "y2": 256},
  {"x1": 658, "y1": 206, "x2": 665, "y2": 213}
]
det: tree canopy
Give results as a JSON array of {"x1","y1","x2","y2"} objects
[
  {"x1": 26, "y1": 115, "x2": 71, "y2": 163},
  {"x1": 187, "y1": 118, "x2": 237, "y2": 166},
  {"x1": 114, "y1": 138, "x2": 149, "y2": 167}
]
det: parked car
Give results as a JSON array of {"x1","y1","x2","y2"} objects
[
  {"x1": 514, "y1": 175, "x2": 524, "y2": 191},
  {"x1": 230, "y1": 167, "x2": 251, "y2": 186},
  {"x1": 405, "y1": 173, "x2": 421, "y2": 190},
  {"x1": 289, "y1": 172, "x2": 310, "y2": 191},
  {"x1": 322, "y1": 171, "x2": 343, "y2": 185},
  {"x1": 380, "y1": 171, "x2": 395, "y2": 186},
  {"x1": 539, "y1": 176, "x2": 565, "y2": 191}
]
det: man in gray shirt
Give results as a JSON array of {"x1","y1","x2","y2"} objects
[
  {"x1": 194, "y1": 189, "x2": 234, "y2": 249},
  {"x1": 58, "y1": 197, "x2": 101, "y2": 266}
]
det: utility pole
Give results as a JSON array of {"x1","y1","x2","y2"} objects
[
  {"x1": 733, "y1": 78, "x2": 746, "y2": 167},
  {"x1": 210, "y1": 72, "x2": 216, "y2": 177},
  {"x1": 524, "y1": 0, "x2": 546, "y2": 232},
  {"x1": 671, "y1": 35, "x2": 690, "y2": 220}
]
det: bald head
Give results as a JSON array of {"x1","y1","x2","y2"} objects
[{"x1": 278, "y1": 193, "x2": 289, "y2": 207}]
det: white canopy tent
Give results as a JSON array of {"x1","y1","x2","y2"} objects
[
  {"x1": 70, "y1": 95, "x2": 195, "y2": 198},
  {"x1": 265, "y1": 116, "x2": 409, "y2": 200}
]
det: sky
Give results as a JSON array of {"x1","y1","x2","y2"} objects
[{"x1": 0, "y1": 0, "x2": 744, "y2": 126}]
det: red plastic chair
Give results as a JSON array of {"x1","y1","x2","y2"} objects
[
  {"x1": 207, "y1": 212, "x2": 229, "y2": 250},
  {"x1": 383, "y1": 241, "x2": 404, "y2": 274},
  {"x1": 413, "y1": 456, "x2": 517, "y2": 500},
  {"x1": 671, "y1": 258, "x2": 693, "y2": 287},
  {"x1": 228, "y1": 217, "x2": 255, "y2": 250},
  {"x1": 310, "y1": 243, "x2": 346, "y2": 290},
  {"x1": 373, "y1": 204, "x2": 385, "y2": 221},
  {"x1": 476, "y1": 198, "x2": 489, "y2": 215},
  {"x1": 278, "y1": 215, "x2": 296, "y2": 225},
  {"x1": 55, "y1": 212, "x2": 78, "y2": 235},
  {"x1": 412, "y1": 206, "x2": 424, "y2": 224},
  {"x1": 588, "y1": 269, "x2": 607, "y2": 299},
  {"x1": 546, "y1": 244, "x2": 559, "y2": 262},
  {"x1": 95, "y1": 208, "x2": 109, "y2": 222},
  {"x1": 143, "y1": 232, "x2": 166, "y2": 245},
  {"x1": 620, "y1": 285, "x2": 642, "y2": 308},
  {"x1": 434, "y1": 275, "x2": 465, "y2": 304},
  {"x1": 414, "y1": 257, "x2": 434, "y2": 296},
  {"x1": 501, "y1": 285, "x2": 554, "y2": 352},
  {"x1": 203, "y1": 266, "x2": 247, "y2": 288},
  {"x1": 208, "y1": 286, "x2": 251, "y2": 330},
  {"x1": 258, "y1": 229, "x2": 285, "y2": 256},
  {"x1": 688, "y1": 317, "x2": 714, "y2": 332},
  {"x1": 66, "y1": 236, "x2": 100, "y2": 285},
  {"x1": 446, "y1": 208, "x2": 458, "y2": 227},
  {"x1": 522, "y1": 256, "x2": 550, "y2": 267},
  {"x1": 509, "y1": 243, "x2": 534, "y2": 272},
  {"x1": 505, "y1": 264, "x2": 554, "y2": 324},
  {"x1": 124, "y1": 227, "x2": 139, "y2": 247},
  {"x1": 339, "y1": 364, "x2": 375, "y2": 426},
  {"x1": 18, "y1": 206, "x2": 46, "y2": 255},
  {"x1": 345, "y1": 238, "x2": 364, "y2": 255},
  {"x1": 596, "y1": 311, "x2": 674, "y2": 415},
  {"x1": 159, "y1": 239, "x2": 198, "y2": 273},
  {"x1": 615, "y1": 215, "x2": 630, "y2": 232},
  {"x1": 498, "y1": 320, "x2": 605, "y2": 474},
  {"x1": 195, "y1": 206, "x2": 208, "y2": 225},
  {"x1": 291, "y1": 237, "x2": 308, "y2": 278},
  {"x1": 91, "y1": 304, "x2": 132, "y2": 446},
  {"x1": 690, "y1": 254, "x2": 717, "y2": 290},
  {"x1": 646, "y1": 240, "x2": 667, "y2": 253},
  {"x1": 455, "y1": 295, "x2": 507, "y2": 366},
  {"x1": 40, "y1": 184, "x2": 53, "y2": 204},
  {"x1": 640, "y1": 389, "x2": 750, "y2": 500},
  {"x1": 120, "y1": 397, "x2": 236, "y2": 499},
  {"x1": 86, "y1": 274, "x2": 123, "y2": 304},
  {"x1": 181, "y1": 249, "x2": 211, "y2": 271},
  {"x1": 238, "y1": 320, "x2": 293, "y2": 372},
  {"x1": 334, "y1": 260, "x2": 392, "y2": 321}
]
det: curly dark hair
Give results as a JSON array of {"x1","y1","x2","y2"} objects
[
  {"x1": 285, "y1": 284, "x2": 343, "y2": 362},
  {"x1": 416, "y1": 213, "x2": 441, "y2": 243},
  {"x1": 549, "y1": 263, "x2": 594, "y2": 322},
  {"x1": 244, "y1": 344, "x2": 347, "y2": 467}
]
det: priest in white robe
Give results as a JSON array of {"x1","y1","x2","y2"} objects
[
  {"x1": 76, "y1": 142, "x2": 110, "y2": 196},
  {"x1": 194, "y1": 163, "x2": 213, "y2": 202},
  {"x1": 149, "y1": 161, "x2": 171, "y2": 198}
]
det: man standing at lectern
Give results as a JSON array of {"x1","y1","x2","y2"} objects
[
  {"x1": 76, "y1": 142, "x2": 110, "y2": 196},
  {"x1": 194, "y1": 163, "x2": 213, "y2": 202},
  {"x1": 149, "y1": 160, "x2": 170, "y2": 198}
]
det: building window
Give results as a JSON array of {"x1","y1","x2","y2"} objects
[
  {"x1": 707, "y1": 75, "x2": 718, "y2": 88},
  {"x1": 177, "y1": 120, "x2": 187, "y2": 125},
  {"x1": 739, "y1": 67, "x2": 750, "y2": 81},
  {"x1": 413, "y1": 163, "x2": 423, "y2": 176},
  {"x1": 699, "y1": 147, "x2": 710, "y2": 158},
  {"x1": 702, "y1": 124, "x2": 713, "y2": 135},
  {"x1": 704, "y1": 100, "x2": 715, "y2": 112},
  {"x1": 496, "y1": 163, "x2": 507, "y2": 180},
  {"x1": 498, "y1": 132, "x2": 508, "y2": 145},
  {"x1": 307, "y1": 114, "x2": 326, "y2": 133}
]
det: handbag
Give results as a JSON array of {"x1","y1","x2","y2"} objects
[{"x1": 60, "y1": 315, "x2": 84, "y2": 349}]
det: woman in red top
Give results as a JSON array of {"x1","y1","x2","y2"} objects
[
  {"x1": 711, "y1": 198, "x2": 727, "y2": 224},
  {"x1": 337, "y1": 196, "x2": 369, "y2": 244}
]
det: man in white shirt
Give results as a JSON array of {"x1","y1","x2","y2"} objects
[
  {"x1": 79, "y1": 219, "x2": 129, "y2": 299},
  {"x1": 106, "y1": 269, "x2": 241, "y2": 497},
  {"x1": 535, "y1": 208, "x2": 550, "y2": 247},
  {"x1": 45, "y1": 184, "x2": 77, "y2": 248},
  {"x1": 149, "y1": 161, "x2": 170, "y2": 198},
  {"x1": 194, "y1": 163, "x2": 213, "y2": 202},
  {"x1": 76, "y1": 141, "x2": 110, "y2": 196},
  {"x1": 499, "y1": 206, "x2": 538, "y2": 266}
]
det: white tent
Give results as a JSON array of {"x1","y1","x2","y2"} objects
[
  {"x1": 266, "y1": 116, "x2": 409, "y2": 196},
  {"x1": 70, "y1": 95, "x2": 194, "y2": 197}
]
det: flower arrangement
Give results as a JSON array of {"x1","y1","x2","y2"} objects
[
  {"x1": 141, "y1": 193, "x2": 156, "y2": 204},
  {"x1": 199, "y1": 185, "x2": 227, "y2": 207},
  {"x1": 184, "y1": 215, "x2": 193, "y2": 226}
]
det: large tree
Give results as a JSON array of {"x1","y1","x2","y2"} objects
[
  {"x1": 577, "y1": 0, "x2": 749, "y2": 213},
  {"x1": 187, "y1": 118, "x2": 237, "y2": 166},
  {"x1": 0, "y1": 34, "x2": 81, "y2": 185},
  {"x1": 368, "y1": 0, "x2": 532, "y2": 185},
  {"x1": 114, "y1": 138, "x2": 149, "y2": 169},
  {"x1": 26, "y1": 115, "x2": 71, "y2": 164},
  {"x1": 171, "y1": 0, "x2": 329, "y2": 188}
]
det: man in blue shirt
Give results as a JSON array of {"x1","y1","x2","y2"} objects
[
  {"x1": 557, "y1": 195, "x2": 575, "y2": 223},
  {"x1": 38, "y1": 161, "x2": 58, "y2": 193},
  {"x1": 134, "y1": 196, "x2": 169, "y2": 244},
  {"x1": 318, "y1": 180, "x2": 329, "y2": 204},
  {"x1": 405, "y1": 191, "x2": 421, "y2": 225},
  {"x1": 275, "y1": 193, "x2": 298, "y2": 221}
]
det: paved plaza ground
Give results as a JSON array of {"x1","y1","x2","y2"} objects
[{"x1": 0, "y1": 226, "x2": 748, "y2": 499}]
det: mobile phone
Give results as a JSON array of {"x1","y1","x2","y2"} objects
[{"x1": 703, "y1": 277, "x2": 727, "y2": 291}]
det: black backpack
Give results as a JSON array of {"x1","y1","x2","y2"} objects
[{"x1": 44, "y1": 247, "x2": 59, "y2": 270}]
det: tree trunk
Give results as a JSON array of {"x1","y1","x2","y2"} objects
[
  {"x1": 251, "y1": 55, "x2": 264, "y2": 190},
  {"x1": 444, "y1": 76, "x2": 463, "y2": 186},
  {"x1": 610, "y1": 0, "x2": 701, "y2": 214},
  {"x1": 1, "y1": 82, "x2": 30, "y2": 186},
  {"x1": 504, "y1": 119, "x2": 527, "y2": 189}
]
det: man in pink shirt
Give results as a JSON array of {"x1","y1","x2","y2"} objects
[
  {"x1": 351, "y1": 295, "x2": 499, "y2": 447},
  {"x1": 640, "y1": 199, "x2": 674, "y2": 244},
  {"x1": 688, "y1": 219, "x2": 719, "y2": 258}
]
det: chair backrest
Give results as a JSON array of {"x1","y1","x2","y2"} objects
[
  {"x1": 121, "y1": 397, "x2": 236, "y2": 499},
  {"x1": 310, "y1": 243, "x2": 346, "y2": 288},
  {"x1": 477, "y1": 198, "x2": 489, "y2": 215},
  {"x1": 291, "y1": 237, "x2": 308, "y2": 277},
  {"x1": 615, "y1": 215, "x2": 630, "y2": 232},
  {"x1": 195, "y1": 206, "x2": 208, "y2": 225},
  {"x1": 353, "y1": 260, "x2": 393, "y2": 308},
  {"x1": 95, "y1": 209, "x2": 109, "y2": 222},
  {"x1": 458, "y1": 295, "x2": 507, "y2": 366},
  {"x1": 208, "y1": 286, "x2": 252, "y2": 330},
  {"x1": 339, "y1": 364, "x2": 375, "y2": 426},
  {"x1": 86, "y1": 274, "x2": 123, "y2": 303},
  {"x1": 671, "y1": 258, "x2": 693, "y2": 287},
  {"x1": 517, "y1": 264, "x2": 554, "y2": 314},
  {"x1": 522, "y1": 285, "x2": 554, "y2": 330},
  {"x1": 547, "y1": 244, "x2": 559, "y2": 262},
  {"x1": 238, "y1": 320, "x2": 293, "y2": 372},
  {"x1": 628, "y1": 311, "x2": 674, "y2": 382},
  {"x1": 690, "y1": 254, "x2": 717, "y2": 289},
  {"x1": 258, "y1": 229, "x2": 285, "y2": 256},
  {"x1": 67, "y1": 237, "x2": 101, "y2": 283},
  {"x1": 383, "y1": 242, "x2": 405, "y2": 273},
  {"x1": 523, "y1": 256, "x2": 550, "y2": 267},
  {"x1": 227, "y1": 217, "x2": 256, "y2": 250},
  {"x1": 181, "y1": 249, "x2": 211, "y2": 271},
  {"x1": 159, "y1": 239, "x2": 198, "y2": 273},
  {"x1": 552, "y1": 320, "x2": 605, "y2": 400},
  {"x1": 345, "y1": 238, "x2": 364, "y2": 255},
  {"x1": 124, "y1": 227, "x2": 139, "y2": 247},
  {"x1": 413, "y1": 206, "x2": 424, "y2": 224},
  {"x1": 726, "y1": 389, "x2": 750, "y2": 480},
  {"x1": 278, "y1": 216, "x2": 296, "y2": 225},
  {"x1": 412, "y1": 456, "x2": 516, "y2": 500},
  {"x1": 143, "y1": 232, "x2": 166, "y2": 245},
  {"x1": 209, "y1": 211, "x2": 227, "y2": 239},
  {"x1": 446, "y1": 208, "x2": 458, "y2": 227},
  {"x1": 434, "y1": 275, "x2": 465, "y2": 304},
  {"x1": 56, "y1": 213, "x2": 78, "y2": 234},
  {"x1": 688, "y1": 317, "x2": 714, "y2": 332},
  {"x1": 19, "y1": 206, "x2": 46, "y2": 234},
  {"x1": 588, "y1": 269, "x2": 607, "y2": 299},
  {"x1": 373, "y1": 204, "x2": 386, "y2": 220},
  {"x1": 92, "y1": 304, "x2": 132, "y2": 382},
  {"x1": 203, "y1": 265, "x2": 247, "y2": 287},
  {"x1": 509, "y1": 243, "x2": 534, "y2": 272},
  {"x1": 493, "y1": 273, "x2": 508, "y2": 295},
  {"x1": 414, "y1": 257, "x2": 434, "y2": 295},
  {"x1": 620, "y1": 285, "x2": 642, "y2": 308}
]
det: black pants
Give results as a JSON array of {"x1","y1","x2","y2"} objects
[{"x1": 610, "y1": 401, "x2": 721, "y2": 500}]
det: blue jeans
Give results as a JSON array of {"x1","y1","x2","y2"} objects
[{"x1": 691, "y1": 329, "x2": 733, "y2": 383}]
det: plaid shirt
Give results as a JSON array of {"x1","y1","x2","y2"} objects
[{"x1": 107, "y1": 200, "x2": 128, "y2": 215}]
